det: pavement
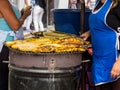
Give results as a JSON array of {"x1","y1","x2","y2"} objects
[{"x1": 23, "y1": 25, "x2": 55, "y2": 36}]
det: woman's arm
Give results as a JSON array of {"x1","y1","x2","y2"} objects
[
  {"x1": 80, "y1": 30, "x2": 91, "y2": 40},
  {"x1": 24, "y1": 0, "x2": 29, "y2": 6},
  {"x1": 106, "y1": 2, "x2": 120, "y2": 32},
  {"x1": 0, "y1": 0, "x2": 31, "y2": 31},
  {"x1": 110, "y1": 2, "x2": 120, "y2": 78}
]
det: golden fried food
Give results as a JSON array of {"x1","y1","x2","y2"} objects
[
  {"x1": 5, "y1": 31, "x2": 90, "y2": 53},
  {"x1": 6, "y1": 41, "x2": 15, "y2": 47},
  {"x1": 5, "y1": 40, "x2": 23, "y2": 47}
]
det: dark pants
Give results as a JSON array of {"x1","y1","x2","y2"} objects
[
  {"x1": 0, "y1": 45, "x2": 9, "y2": 90},
  {"x1": 96, "y1": 78, "x2": 120, "y2": 90}
]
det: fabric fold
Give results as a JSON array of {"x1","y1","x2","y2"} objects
[{"x1": 0, "y1": 30, "x2": 15, "y2": 52}]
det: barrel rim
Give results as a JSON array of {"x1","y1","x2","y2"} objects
[
  {"x1": 9, "y1": 48, "x2": 83, "y2": 56},
  {"x1": 9, "y1": 65, "x2": 82, "y2": 74}
]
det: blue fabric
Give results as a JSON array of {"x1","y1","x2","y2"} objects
[
  {"x1": 0, "y1": 5, "x2": 21, "y2": 41},
  {"x1": 55, "y1": 24, "x2": 79, "y2": 35},
  {"x1": 89, "y1": 0, "x2": 118, "y2": 85}
]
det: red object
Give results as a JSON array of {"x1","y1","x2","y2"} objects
[{"x1": 87, "y1": 48, "x2": 92, "y2": 55}]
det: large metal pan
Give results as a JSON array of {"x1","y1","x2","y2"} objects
[{"x1": 9, "y1": 48, "x2": 82, "y2": 70}]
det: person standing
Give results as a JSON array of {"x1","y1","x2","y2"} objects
[
  {"x1": 32, "y1": 0, "x2": 46, "y2": 32},
  {"x1": 59, "y1": 0, "x2": 69, "y2": 9},
  {"x1": 85, "y1": 0, "x2": 96, "y2": 10},
  {"x1": 24, "y1": 0, "x2": 35, "y2": 32},
  {"x1": 80, "y1": 0, "x2": 120, "y2": 89},
  {"x1": 69, "y1": 0, "x2": 78, "y2": 9},
  {"x1": 0, "y1": 0, "x2": 31, "y2": 90}
]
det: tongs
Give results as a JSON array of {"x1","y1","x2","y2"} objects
[
  {"x1": 31, "y1": 32, "x2": 44, "y2": 38},
  {"x1": 24, "y1": 31, "x2": 44, "y2": 38}
]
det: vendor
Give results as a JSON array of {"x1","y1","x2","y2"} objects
[{"x1": 0, "y1": 0, "x2": 31, "y2": 90}]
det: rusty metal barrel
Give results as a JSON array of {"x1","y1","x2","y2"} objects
[{"x1": 9, "y1": 49, "x2": 82, "y2": 90}]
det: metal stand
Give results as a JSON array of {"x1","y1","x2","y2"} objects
[
  {"x1": 81, "y1": 60, "x2": 88, "y2": 90},
  {"x1": 79, "y1": 0, "x2": 86, "y2": 89},
  {"x1": 80, "y1": 0, "x2": 85, "y2": 34}
]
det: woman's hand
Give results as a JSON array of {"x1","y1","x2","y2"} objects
[
  {"x1": 21, "y1": 6, "x2": 31, "y2": 20},
  {"x1": 19, "y1": 6, "x2": 31, "y2": 26},
  {"x1": 80, "y1": 31, "x2": 90, "y2": 40},
  {"x1": 111, "y1": 55, "x2": 120, "y2": 78}
]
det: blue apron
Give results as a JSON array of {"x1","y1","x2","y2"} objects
[{"x1": 89, "y1": 0, "x2": 119, "y2": 85}]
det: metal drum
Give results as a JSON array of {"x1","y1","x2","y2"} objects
[{"x1": 9, "y1": 49, "x2": 82, "y2": 90}]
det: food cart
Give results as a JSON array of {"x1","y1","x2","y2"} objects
[
  {"x1": 7, "y1": 0, "x2": 91, "y2": 90},
  {"x1": 7, "y1": 31, "x2": 90, "y2": 90}
]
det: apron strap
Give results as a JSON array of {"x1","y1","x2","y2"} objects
[{"x1": 116, "y1": 33, "x2": 120, "y2": 50}]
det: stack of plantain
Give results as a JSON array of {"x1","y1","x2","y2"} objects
[{"x1": 6, "y1": 31, "x2": 90, "y2": 53}]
